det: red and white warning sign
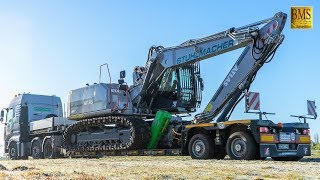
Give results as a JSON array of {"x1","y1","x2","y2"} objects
[
  {"x1": 246, "y1": 91, "x2": 260, "y2": 111},
  {"x1": 307, "y1": 100, "x2": 317, "y2": 118}
]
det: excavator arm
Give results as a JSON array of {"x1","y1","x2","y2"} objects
[
  {"x1": 198, "y1": 13, "x2": 286, "y2": 123},
  {"x1": 137, "y1": 12, "x2": 287, "y2": 123}
]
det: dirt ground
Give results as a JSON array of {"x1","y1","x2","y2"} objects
[{"x1": 0, "y1": 151, "x2": 319, "y2": 180}]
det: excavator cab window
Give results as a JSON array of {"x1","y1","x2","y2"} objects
[
  {"x1": 176, "y1": 62, "x2": 202, "y2": 109},
  {"x1": 176, "y1": 66, "x2": 196, "y2": 108},
  {"x1": 159, "y1": 69, "x2": 178, "y2": 98},
  {"x1": 155, "y1": 62, "x2": 202, "y2": 112}
]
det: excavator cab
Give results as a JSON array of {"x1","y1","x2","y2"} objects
[{"x1": 151, "y1": 62, "x2": 202, "y2": 113}]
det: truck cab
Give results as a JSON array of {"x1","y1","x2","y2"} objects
[{"x1": 0, "y1": 93, "x2": 62, "y2": 159}]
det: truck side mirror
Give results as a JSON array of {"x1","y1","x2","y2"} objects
[
  {"x1": 120, "y1": 70, "x2": 126, "y2": 79},
  {"x1": 0, "y1": 110, "x2": 4, "y2": 122}
]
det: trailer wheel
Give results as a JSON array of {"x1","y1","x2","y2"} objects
[
  {"x1": 188, "y1": 134, "x2": 214, "y2": 159},
  {"x1": 31, "y1": 140, "x2": 43, "y2": 159},
  {"x1": 8, "y1": 142, "x2": 18, "y2": 160},
  {"x1": 43, "y1": 138, "x2": 55, "y2": 159},
  {"x1": 226, "y1": 131, "x2": 256, "y2": 160},
  {"x1": 271, "y1": 156, "x2": 303, "y2": 161}
]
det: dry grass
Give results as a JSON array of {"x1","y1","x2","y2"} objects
[{"x1": 0, "y1": 152, "x2": 318, "y2": 180}]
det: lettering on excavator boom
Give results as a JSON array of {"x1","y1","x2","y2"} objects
[
  {"x1": 223, "y1": 65, "x2": 238, "y2": 86},
  {"x1": 177, "y1": 40, "x2": 234, "y2": 64}
]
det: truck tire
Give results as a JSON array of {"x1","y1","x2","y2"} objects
[
  {"x1": 188, "y1": 134, "x2": 214, "y2": 159},
  {"x1": 272, "y1": 156, "x2": 303, "y2": 161},
  {"x1": 8, "y1": 142, "x2": 18, "y2": 160},
  {"x1": 43, "y1": 138, "x2": 55, "y2": 159},
  {"x1": 226, "y1": 131, "x2": 256, "y2": 160},
  {"x1": 31, "y1": 140, "x2": 43, "y2": 159}
]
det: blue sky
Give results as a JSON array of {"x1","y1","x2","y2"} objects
[{"x1": 0, "y1": 1, "x2": 319, "y2": 138}]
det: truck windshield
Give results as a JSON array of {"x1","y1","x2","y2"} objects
[
  {"x1": 6, "y1": 107, "x2": 19, "y2": 128},
  {"x1": 7, "y1": 108, "x2": 14, "y2": 122}
]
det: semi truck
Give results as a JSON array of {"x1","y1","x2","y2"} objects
[
  {"x1": 0, "y1": 11, "x2": 312, "y2": 160},
  {"x1": 0, "y1": 94, "x2": 75, "y2": 159}
]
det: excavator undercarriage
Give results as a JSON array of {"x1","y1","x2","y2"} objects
[{"x1": 63, "y1": 116, "x2": 150, "y2": 153}]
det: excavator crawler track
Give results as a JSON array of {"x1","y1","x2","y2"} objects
[{"x1": 63, "y1": 116, "x2": 150, "y2": 154}]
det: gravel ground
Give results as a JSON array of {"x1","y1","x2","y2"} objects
[{"x1": 0, "y1": 152, "x2": 319, "y2": 179}]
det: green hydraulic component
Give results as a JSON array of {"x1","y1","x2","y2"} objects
[{"x1": 147, "y1": 110, "x2": 172, "y2": 149}]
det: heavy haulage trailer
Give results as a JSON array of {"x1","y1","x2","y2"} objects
[{"x1": 0, "y1": 12, "x2": 312, "y2": 160}]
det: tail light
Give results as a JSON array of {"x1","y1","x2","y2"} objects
[
  {"x1": 259, "y1": 127, "x2": 269, "y2": 133},
  {"x1": 302, "y1": 129, "x2": 310, "y2": 135}
]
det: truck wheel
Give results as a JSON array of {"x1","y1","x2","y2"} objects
[
  {"x1": 9, "y1": 142, "x2": 18, "y2": 160},
  {"x1": 31, "y1": 140, "x2": 43, "y2": 159},
  {"x1": 272, "y1": 156, "x2": 303, "y2": 161},
  {"x1": 188, "y1": 134, "x2": 214, "y2": 159},
  {"x1": 43, "y1": 138, "x2": 55, "y2": 159},
  {"x1": 226, "y1": 131, "x2": 256, "y2": 160}
]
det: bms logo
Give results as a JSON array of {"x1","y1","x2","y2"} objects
[{"x1": 291, "y1": 6, "x2": 313, "y2": 29}]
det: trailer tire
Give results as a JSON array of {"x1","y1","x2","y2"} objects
[
  {"x1": 31, "y1": 140, "x2": 43, "y2": 159},
  {"x1": 226, "y1": 131, "x2": 256, "y2": 160},
  {"x1": 43, "y1": 138, "x2": 55, "y2": 159},
  {"x1": 272, "y1": 156, "x2": 303, "y2": 161},
  {"x1": 8, "y1": 142, "x2": 18, "y2": 160},
  {"x1": 188, "y1": 134, "x2": 214, "y2": 159}
]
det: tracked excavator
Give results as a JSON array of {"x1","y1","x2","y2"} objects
[
  {"x1": 63, "y1": 11, "x2": 310, "y2": 159},
  {"x1": 2, "y1": 12, "x2": 312, "y2": 160}
]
